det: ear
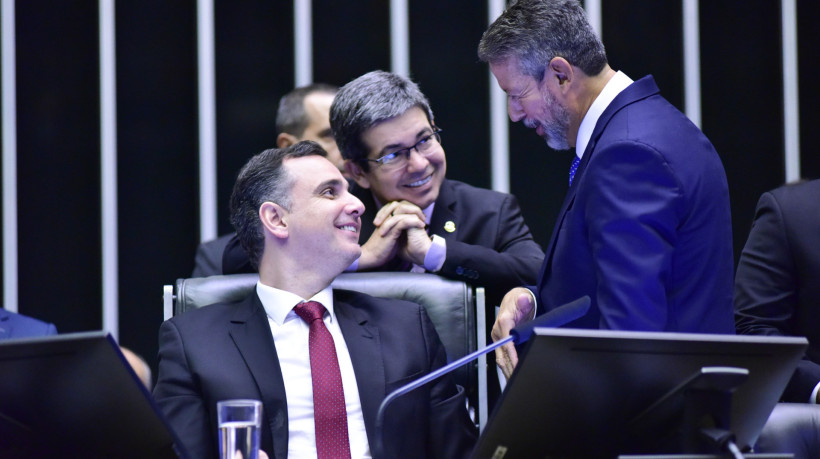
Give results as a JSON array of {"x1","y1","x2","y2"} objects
[
  {"x1": 277, "y1": 132, "x2": 299, "y2": 148},
  {"x1": 547, "y1": 57, "x2": 574, "y2": 91},
  {"x1": 259, "y1": 201, "x2": 289, "y2": 240},
  {"x1": 344, "y1": 160, "x2": 372, "y2": 189}
]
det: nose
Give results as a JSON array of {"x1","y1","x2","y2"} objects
[
  {"x1": 347, "y1": 193, "x2": 365, "y2": 216},
  {"x1": 405, "y1": 148, "x2": 429, "y2": 172},
  {"x1": 508, "y1": 99, "x2": 525, "y2": 122}
]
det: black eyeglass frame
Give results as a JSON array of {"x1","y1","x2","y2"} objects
[{"x1": 361, "y1": 128, "x2": 443, "y2": 169}]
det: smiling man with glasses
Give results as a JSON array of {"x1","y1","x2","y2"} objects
[{"x1": 330, "y1": 70, "x2": 544, "y2": 310}]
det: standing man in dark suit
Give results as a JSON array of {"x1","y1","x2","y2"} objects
[
  {"x1": 224, "y1": 71, "x2": 544, "y2": 309},
  {"x1": 154, "y1": 142, "x2": 476, "y2": 458},
  {"x1": 0, "y1": 309, "x2": 57, "y2": 339},
  {"x1": 191, "y1": 83, "x2": 341, "y2": 277},
  {"x1": 479, "y1": 0, "x2": 735, "y2": 378},
  {"x1": 735, "y1": 179, "x2": 820, "y2": 403}
]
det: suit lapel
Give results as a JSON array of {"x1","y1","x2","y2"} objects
[
  {"x1": 428, "y1": 179, "x2": 458, "y2": 244},
  {"x1": 333, "y1": 293, "x2": 384, "y2": 448},
  {"x1": 228, "y1": 294, "x2": 290, "y2": 459}
]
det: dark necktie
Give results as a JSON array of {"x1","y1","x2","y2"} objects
[
  {"x1": 294, "y1": 301, "x2": 351, "y2": 459},
  {"x1": 569, "y1": 155, "x2": 581, "y2": 187}
]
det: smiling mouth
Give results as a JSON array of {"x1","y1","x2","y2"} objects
[
  {"x1": 338, "y1": 224, "x2": 358, "y2": 233},
  {"x1": 405, "y1": 175, "x2": 432, "y2": 188}
]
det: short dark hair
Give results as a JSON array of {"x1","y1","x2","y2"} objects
[
  {"x1": 229, "y1": 141, "x2": 327, "y2": 269},
  {"x1": 478, "y1": 0, "x2": 608, "y2": 81},
  {"x1": 330, "y1": 70, "x2": 434, "y2": 172},
  {"x1": 275, "y1": 83, "x2": 338, "y2": 137}
]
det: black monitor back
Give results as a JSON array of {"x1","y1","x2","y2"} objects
[
  {"x1": 473, "y1": 329, "x2": 807, "y2": 459},
  {"x1": 0, "y1": 331, "x2": 187, "y2": 458}
]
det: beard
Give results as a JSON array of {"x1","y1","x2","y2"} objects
[{"x1": 537, "y1": 87, "x2": 572, "y2": 151}]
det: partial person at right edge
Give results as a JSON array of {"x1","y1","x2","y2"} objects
[
  {"x1": 191, "y1": 83, "x2": 342, "y2": 277},
  {"x1": 735, "y1": 179, "x2": 820, "y2": 403},
  {"x1": 479, "y1": 0, "x2": 736, "y2": 379}
]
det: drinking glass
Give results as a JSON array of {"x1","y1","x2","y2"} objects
[{"x1": 217, "y1": 399, "x2": 262, "y2": 459}]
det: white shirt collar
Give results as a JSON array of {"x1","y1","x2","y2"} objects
[
  {"x1": 575, "y1": 71, "x2": 633, "y2": 158},
  {"x1": 255, "y1": 282, "x2": 335, "y2": 325}
]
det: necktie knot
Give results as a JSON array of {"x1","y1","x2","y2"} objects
[{"x1": 294, "y1": 301, "x2": 326, "y2": 324}]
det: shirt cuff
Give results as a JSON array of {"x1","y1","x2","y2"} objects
[
  {"x1": 810, "y1": 381, "x2": 820, "y2": 404},
  {"x1": 423, "y1": 235, "x2": 446, "y2": 272},
  {"x1": 525, "y1": 287, "x2": 538, "y2": 321}
]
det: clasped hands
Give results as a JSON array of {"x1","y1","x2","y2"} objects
[{"x1": 357, "y1": 200, "x2": 432, "y2": 270}]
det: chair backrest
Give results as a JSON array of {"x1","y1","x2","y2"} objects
[{"x1": 162, "y1": 272, "x2": 488, "y2": 428}]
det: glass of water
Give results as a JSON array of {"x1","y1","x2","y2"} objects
[{"x1": 217, "y1": 399, "x2": 262, "y2": 459}]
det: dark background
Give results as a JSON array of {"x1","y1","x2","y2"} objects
[{"x1": 3, "y1": 1, "x2": 819, "y2": 379}]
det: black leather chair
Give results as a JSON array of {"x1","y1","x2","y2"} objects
[
  {"x1": 163, "y1": 272, "x2": 489, "y2": 428},
  {"x1": 754, "y1": 402, "x2": 820, "y2": 459}
]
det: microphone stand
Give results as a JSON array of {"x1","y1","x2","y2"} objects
[{"x1": 372, "y1": 296, "x2": 590, "y2": 458}]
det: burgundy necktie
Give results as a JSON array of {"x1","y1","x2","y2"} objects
[{"x1": 293, "y1": 301, "x2": 351, "y2": 459}]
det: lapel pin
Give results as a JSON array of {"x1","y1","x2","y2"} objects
[{"x1": 444, "y1": 221, "x2": 456, "y2": 233}]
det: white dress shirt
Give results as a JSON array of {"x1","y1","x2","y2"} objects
[
  {"x1": 256, "y1": 282, "x2": 371, "y2": 458},
  {"x1": 575, "y1": 70, "x2": 634, "y2": 158}
]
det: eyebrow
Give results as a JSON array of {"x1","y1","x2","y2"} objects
[
  {"x1": 377, "y1": 126, "x2": 433, "y2": 156},
  {"x1": 313, "y1": 178, "x2": 345, "y2": 194}
]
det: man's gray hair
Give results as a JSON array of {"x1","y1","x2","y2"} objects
[
  {"x1": 330, "y1": 70, "x2": 434, "y2": 171},
  {"x1": 478, "y1": 0, "x2": 607, "y2": 82}
]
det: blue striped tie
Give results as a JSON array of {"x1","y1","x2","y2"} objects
[{"x1": 569, "y1": 155, "x2": 581, "y2": 187}]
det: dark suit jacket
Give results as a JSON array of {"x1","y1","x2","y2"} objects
[
  {"x1": 535, "y1": 75, "x2": 735, "y2": 333},
  {"x1": 0, "y1": 309, "x2": 57, "y2": 339},
  {"x1": 735, "y1": 179, "x2": 820, "y2": 402},
  {"x1": 222, "y1": 179, "x2": 544, "y2": 306},
  {"x1": 192, "y1": 233, "x2": 234, "y2": 277},
  {"x1": 152, "y1": 289, "x2": 477, "y2": 459}
]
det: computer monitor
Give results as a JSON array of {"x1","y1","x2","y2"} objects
[
  {"x1": 473, "y1": 329, "x2": 807, "y2": 458},
  {"x1": 0, "y1": 331, "x2": 188, "y2": 458}
]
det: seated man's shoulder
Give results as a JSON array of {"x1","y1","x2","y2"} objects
[
  {"x1": 333, "y1": 289, "x2": 423, "y2": 323},
  {"x1": 446, "y1": 179, "x2": 512, "y2": 203},
  {"x1": 168, "y1": 295, "x2": 255, "y2": 330},
  {"x1": 0, "y1": 309, "x2": 57, "y2": 338}
]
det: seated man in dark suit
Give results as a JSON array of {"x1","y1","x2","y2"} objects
[
  {"x1": 0, "y1": 309, "x2": 57, "y2": 339},
  {"x1": 224, "y1": 71, "x2": 544, "y2": 309},
  {"x1": 735, "y1": 179, "x2": 820, "y2": 403},
  {"x1": 154, "y1": 142, "x2": 477, "y2": 458},
  {"x1": 191, "y1": 83, "x2": 341, "y2": 277}
]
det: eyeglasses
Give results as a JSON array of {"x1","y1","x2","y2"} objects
[{"x1": 364, "y1": 128, "x2": 442, "y2": 171}]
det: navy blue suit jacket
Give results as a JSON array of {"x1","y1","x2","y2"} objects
[
  {"x1": 0, "y1": 309, "x2": 57, "y2": 339},
  {"x1": 735, "y1": 179, "x2": 820, "y2": 402},
  {"x1": 153, "y1": 289, "x2": 477, "y2": 459},
  {"x1": 535, "y1": 76, "x2": 735, "y2": 333}
]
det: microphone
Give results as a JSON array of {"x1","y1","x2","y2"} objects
[{"x1": 372, "y1": 296, "x2": 591, "y2": 458}]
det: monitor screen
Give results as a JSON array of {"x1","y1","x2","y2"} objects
[
  {"x1": 0, "y1": 331, "x2": 188, "y2": 458},
  {"x1": 473, "y1": 329, "x2": 807, "y2": 458}
]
